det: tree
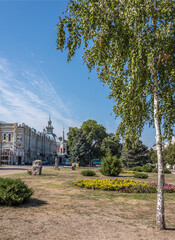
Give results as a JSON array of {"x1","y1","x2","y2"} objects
[
  {"x1": 101, "y1": 134, "x2": 122, "y2": 158},
  {"x1": 69, "y1": 130, "x2": 90, "y2": 166},
  {"x1": 148, "y1": 148, "x2": 158, "y2": 165},
  {"x1": 56, "y1": 1, "x2": 175, "y2": 229},
  {"x1": 67, "y1": 120, "x2": 107, "y2": 160},
  {"x1": 164, "y1": 143, "x2": 175, "y2": 166},
  {"x1": 81, "y1": 120, "x2": 107, "y2": 159},
  {"x1": 120, "y1": 140, "x2": 149, "y2": 168},
  {"x1": 67, "y1": 127, "x2": 79, "y2": 152}
]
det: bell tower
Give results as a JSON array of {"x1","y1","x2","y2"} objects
[{"x1": 46, "y1": 116, "x2": 54, "y2": 135}]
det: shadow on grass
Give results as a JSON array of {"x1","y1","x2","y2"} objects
[
  {"x1": 118, "y1": 175, "x2": 134, "y2": 178},
  {"x1": 14, "y1": 198, "x2": 48, "y2": 208},
  {"x1": 41, "y1": 173, "x2": 58, "y2": 177}
]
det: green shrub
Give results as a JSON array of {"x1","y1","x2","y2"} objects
[
  {"x1": 27, "y1": 170, "x2": 32, "y2": 175},
  {"x1": 153, "y1": 168, "x2": 171, "y2": 174},
  {"x1": 141, "y1": 164, "x2": 153, "y2": 172},
  {"x1": 134, "y1": 172, "x2": 148, "y2": 179},
  {"x1": 164, "y1": 168, "x2": 171, "y2": 174},
  {"x1": 130, "y1": 166, "x2": 142, "y2": 172},
  {"x1": 0, "y1": 178, "x2": 33, "y2": 206},
  {"x1": 81, "y1": 170, "x2": 96, "y2": 176},
  {"x1": 101, "y1": 154, "x2": 122, "y2": 176},
  {"x1": 153, "y1": 168, "x2": 158, "y2": 173}
]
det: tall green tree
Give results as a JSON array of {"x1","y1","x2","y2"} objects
[
  {"x1": 148, "y1": 148, "x2": 158, "y2": 165},
  {"x1": 120, "y1": 140, "x2": 149, "y2": 168},
  {"x1": 101, "y1": 134, "x2": 122, "y2": 158},
  {"x1": 56, "y1": 1, "x2": 175, "y2": 229},
  {"x1": 67, "y1": 120, "x2": 108, "y2": 162},
  {"x1": 81, "y1": 120, "x2": 107, "y2": 159},
  {"x1": 67, "y1": 127, "x2": 79, "y2": 152},
  {"x1": 164, "y1": 143, "x2": 175, "y2": 166},
  {"x1": 69, "y1": 130, "x2": 90, "y2": 166}
]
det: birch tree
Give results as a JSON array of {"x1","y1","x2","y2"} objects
[{"x1": 56, "y1": 0, "x2": 175, "y2": 229}]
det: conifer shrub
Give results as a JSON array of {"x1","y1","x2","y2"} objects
[
  {"x1": 130, "y1": 166, "x2": 142, "y2": 172},
  {"x1": 141, "y1": 164, "x2": 153, "y2": 172},
  {"x1": 101, "y1": 154, "x2": 122, "y2": 176},
  {"x1": 153, "y1": 168, "x2": 171, "y2": 174},
  {"x1": 134, "y1": 172, "x2": 148, "y2": 179},
  {"x1": 0, "y1": 178, "x2": 33, "y2": 206},
  {"x1": 81, "y1": 170, "x2": 96, "y2": 176}
]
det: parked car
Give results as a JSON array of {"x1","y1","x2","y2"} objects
[
  {"x1": 42, "y1": 160, "x2": 48, "y2": 165},
  {"x1": 91, "y1": 159, "x2": 101, "y2": 166}
]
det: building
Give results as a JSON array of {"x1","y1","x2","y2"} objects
[
  {"x1": 57, "y1": 128, "x2": 70, "y2": 165},
  {"x1": 0, "y1": 119, "x2": 59, "y2": 165}
]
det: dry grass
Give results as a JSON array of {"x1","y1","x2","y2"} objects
[{"x1": 0, "y1": 167, "x2": 175, "y2": 240}]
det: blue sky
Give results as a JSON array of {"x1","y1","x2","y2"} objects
[{"x1": 0, "y1": 0, "x2": 168, "y2": 147}]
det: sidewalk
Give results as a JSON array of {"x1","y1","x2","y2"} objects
[{"x1": 0, "y1": 165, "x2": 32, "y2": 176}]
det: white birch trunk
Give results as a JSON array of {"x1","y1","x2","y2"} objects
[{"x1": 153, "y1": 72, "x2": 165, "y2": 230}]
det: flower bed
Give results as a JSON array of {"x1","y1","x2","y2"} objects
[
  {"x1": 74, "y1": 179, "x2": 175, "y2": 193},
  {"x1": 121, "y1": 170, "x2": 138, "y2": 174}
]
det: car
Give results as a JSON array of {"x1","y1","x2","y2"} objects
[
  {"x1": 91, "y1": 159, "x2": 101, "y2": 166},
  {"x1": 42, "y1": 160, "x2": 48, "y2": 165}
]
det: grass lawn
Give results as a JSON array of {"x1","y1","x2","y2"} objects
[{"x1": 0, "y1": 167, "x2": 175, "y2": 240}]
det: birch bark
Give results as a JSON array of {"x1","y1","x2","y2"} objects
[{"x1": 153, "y1": 71, "x2": 165, "y2": 230}]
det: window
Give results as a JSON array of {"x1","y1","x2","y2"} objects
[
  {"x1": 8, "y1": 134, "x2": 11, "y2": 142},
  {"x1": 3, "y1": 134, "x2": 6, "y2": 141}
]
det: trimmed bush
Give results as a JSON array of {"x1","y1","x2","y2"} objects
[
  {"x1": 81, "y1": 170, "x2": 96, "y2": 176},
  {"x1": 130, "y1": 166, "x2": 142, "y2": 172},
  {"x1": 134, "y1": 172, "x2": 148, "y2": 179},
  {"x1": 153, "y1": 168, "x2": 171, "y2": 174},
  {"x1": 101, "y1": 154, "x2": 122, "y2": 176},
  {"x1": 141, "y1": 164, "x2": 153, "y2": 172},
  {"x1": 0, "y1": 178, "x2": 33, "y2": 206}
]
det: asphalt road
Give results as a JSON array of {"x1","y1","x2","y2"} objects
[{"x1": 0, "y1": 165, "x2": 52, "y2": 176}]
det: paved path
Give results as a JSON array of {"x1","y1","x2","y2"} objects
[
  {"x1": 0, "y1": 165, "x2": 53, "y2": 176},
  {"x1": 0, "y1": 165, "x2": 175, "y2": 177},
  {"x1": 0, "y1": 165, "x2": 32, "y2": 176}
]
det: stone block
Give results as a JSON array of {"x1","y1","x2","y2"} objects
[{"x1": 32, "y1": 160, "x2": 42, "y2": 175}]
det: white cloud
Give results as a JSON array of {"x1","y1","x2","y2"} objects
[{"x1": 0, "y1": 57, "x2": 80, "y2": 137}]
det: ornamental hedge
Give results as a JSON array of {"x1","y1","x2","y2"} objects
[
  {"x1": 153, "y1": 168, "x2": 171, "y2": 174},
  {"x1": 0, "y1": 178, "x2": 33, "y2": 206},
  {"x1": 134, "y1": 172, "x2": 148, "y2": 179},
  {"x1": 101, "y1": 154, "x2": 122, "y2": 176},
  {"x1": 81, "y1": 170, "x2": 96, "y2": 176}
]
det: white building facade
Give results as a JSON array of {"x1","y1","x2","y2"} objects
[{"x1": 0, "y1": 120, "x2": 58, "y2": 165}]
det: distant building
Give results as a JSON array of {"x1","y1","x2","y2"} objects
[
  {"x1": 0, "y1": 119, "x2": 58, "y2": 165},
  {"x1": 57, "y1": 128, "x2": 70, "y2": 165}
]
